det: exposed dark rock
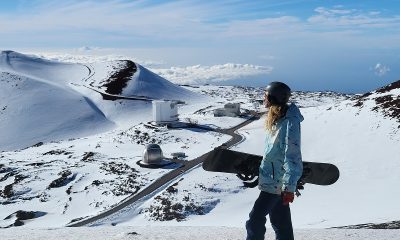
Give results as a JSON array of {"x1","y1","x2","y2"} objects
[
  {"x1": 372, "y1": 95, "x2": 400, "y2": 124},
  {"x1": 1, "y1": 184, "x2": 14, "y2": 198},
  {"x1": 145, "y1": 196, "x2": 186, "y2": 221},
  {"x1": 102, "y1": 60, "x2": 137, "y2": 95},
  {"x1": 100, "y1": 161, "x2": 138, "y2": 175},
  {"x1": 353, "y1": 100, "x2": 363, "y2": 108},
  {"x1": 0, "y1": 172, "x2": 16, "y2": 182},
  {"x1": 31, "y1": 142, "x2": 44, "y2": 148},
  {"x1": 68, "y1": 216, "x2": 86, "y2": 224},
  {"x1": 3, "y1": 210, "x2": 47, "y2": 227},
  {"x1": 166, "y1": 181, "x2": 180, "y2": 194},
  {"x1": 48, "y1": 170, "x2": 76, "y2": 189},
  {"x1": 99, "y1": 162, "x2": 145, "y2": 196},
  {"x1": 143, "y1": 194, "x2": 211, "y2": 222},
  {"x1": 179, "y1": 84, "x2": 199, "y2": 88},
  {"x1": 141, "y1": 178, "x2": 218, "y2": 222},
  {"x1": 39, "y1": 192, "x2": 50, "y2": 202},
  {"x1": 166, "y1": 185, "x2": 178, "y2": 194},
  {"x1": 82, "y1": 152, "x2": 96, "y2": 162},
  {"x1": 118, "y1": 125, "x2": 168, "y2": 145},
  {"x1": 111, "y1": 175, "x2": 141, "y2": 196},
  {"x1": 25, "y1": 162, "x2": 46, "y2": 167},
  {"x1": 376, "y1": 80, "x2": 400, "y2": 94},
  {"x1": 334, "y1": 220, "x2": 400, "y2": 229},
  {"x1": 13, "y1": 219, "x2": 24, "y2": 226},
  {"x1": 92, "y1": 180, "x2": 103, "y2": 186},
  {"x1": 352, "y1": 80, "x2": 400, "y2": 126},
  {"x1": 66, "y1": 186, "x2": 73, "y2": 195},
  {"x1": 14, "y1": 174, "x2": 28, "y2": 183},
  {"x1": 15, "y1": 211, "x2": 35, "y2": 220},
  {"x1": 0, "y1": 174, "x2": 28, "y2": 198},
  {"x1": 43, "y1": 149, "x2": 72, "y2": 156},
  {"x1": 0, "y1": 164, "x2": 13, "y2": 174}
]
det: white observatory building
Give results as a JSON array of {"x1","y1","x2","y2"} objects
[{"x1": 152, "y1": 100, "x2": 179, "y2": 125}]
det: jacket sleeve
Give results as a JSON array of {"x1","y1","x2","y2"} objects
[{"x1": 281, "y1": 118, "x2": 303, "y2": 193}]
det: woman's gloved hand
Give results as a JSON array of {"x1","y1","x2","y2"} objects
[{"x1": 281, "y1": 191, "x2": 294, "y2": 205}]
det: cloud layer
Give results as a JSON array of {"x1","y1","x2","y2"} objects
[
  {"x1": 31, "y1": 51, "x2": 272, "y2": 85},
  {"x1": 151, "y1": 64, "x2": 273, "y2": 85}
]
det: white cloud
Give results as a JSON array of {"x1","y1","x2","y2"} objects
[
  {"x1": 259, "y1": 54, "x2": 276, "y2": 60},
  {"x1": 309, "y1": 6, "x2": 400, "y2": 29},
  {"x1": 314, "y1": 7, "x2": 355, "y2": 16},
  {"x1": 369, "y1": 11, "x2": 381, "y2": 16},
  {"x1": 222, "y1": 16, "x2": 302, "y2": 38},
  {"x1": 151, "y1": 63, "x2": 273, "y2": 85},
  {"x1": 374, "y1": 63, "x2": 390, "y2": 76}
]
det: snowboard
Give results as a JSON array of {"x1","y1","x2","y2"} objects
[{"x1": 202, "y1": 147, "x2": 339, "y2": 186}]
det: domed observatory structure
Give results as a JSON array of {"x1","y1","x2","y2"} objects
[
  {"x1": 143, "y1": 144, "x2": 163, "y2": 165},
  {"x1": 137, "y1": 144, "x2": 173, "y2": 168}
]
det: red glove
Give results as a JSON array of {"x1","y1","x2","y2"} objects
[{"x1": 282, "y1": 192, "x2": 294, "y2": 205}]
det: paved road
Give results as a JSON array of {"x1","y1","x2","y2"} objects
[{"x1": 68, "y1": 113, "x2": 262, "y2": 227}]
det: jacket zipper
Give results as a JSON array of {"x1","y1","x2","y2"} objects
[{"x1": 271, "y1": 162, "x2": 275, "y2": 179}]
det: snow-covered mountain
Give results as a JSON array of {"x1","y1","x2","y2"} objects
[
  {"x1": 0, "y1": 51, "x2": 199, "y2": 151},
  {"x1": 0, "y1": 51, "x2": 399, "y2": 239}
]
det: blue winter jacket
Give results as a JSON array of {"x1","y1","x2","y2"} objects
[{"x1": 258, "y1": 103, "x2": 304, "y2": 194}]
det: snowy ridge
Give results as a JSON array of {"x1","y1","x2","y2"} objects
[
  {"x1": 353, "y1": 80, "x2": 400, "y2": 127},
  {"x1": 0, "y1": 70, "x2": 113, "y2": 151},
  {"x1": 0, "y1": 51, "x2": 200, "y2": 150},
  {"x1": 126, "y1": 64, "x2": 197, "y2": 100},
  {"x1": 0, "y1": 51, "x2": 89, "y2": 87}
]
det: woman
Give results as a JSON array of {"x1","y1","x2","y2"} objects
[{"x1": 246, "y1": 82, "x2": 304, "y2": 240}]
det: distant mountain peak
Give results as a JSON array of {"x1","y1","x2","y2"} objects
[
  {"x1": 354, "y1": 80, "x2": 400, "y2": 126},
  {"x1": 1, "y1": 50, "x2": 15, "y2": 54},
  {"x1": 0, "y1": 50, "x2": 28, "y2": 58},
  {"x1": 375, "y1": 80, "x2": 400, "y2": 94}
]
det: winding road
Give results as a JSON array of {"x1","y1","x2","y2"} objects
[{"x1": 68, "y1": 113, "x2": 262, "y2": 227}]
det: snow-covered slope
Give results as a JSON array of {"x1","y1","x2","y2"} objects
[
  {"x1": 0, "y1": 72, "x2": 113, "y2": 151},
  {"x1": 95, "y1": 82, "x2": 399, "y2": 229},
  {"x1": 0, "y1": 51, "x2": 200, "y2": 150},
  {"x1": 1, "y1": 226, "x2": 400, "y2": 240},
  {"x1": 353, "y1": 80, "x2": 400, "y2": 128},
  {"x1": 124, "y1": 64, "x2": 196, "y2": 100},
  {"x1": 0, "y1": 51, "x2": 89, "y2": 86}
]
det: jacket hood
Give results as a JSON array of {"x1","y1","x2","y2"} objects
[{"x1": 285, "y1": 103, "x2": 304, "y2": 122}]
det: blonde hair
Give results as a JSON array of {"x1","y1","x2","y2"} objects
[{"x1": 265, "y1": 105, "x2": 288, "y2": 134}]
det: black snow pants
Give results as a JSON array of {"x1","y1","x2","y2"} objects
[{"x1": 246, "y1": 191, "x2": 294, "y2": 240}]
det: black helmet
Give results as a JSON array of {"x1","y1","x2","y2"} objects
[{"x1": 265, "y1": 81, "x2": 291, "y2": 105}]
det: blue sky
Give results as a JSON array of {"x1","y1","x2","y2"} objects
[{"x1": 1, "y1": 0, "x2": 400, "y2": 93}]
